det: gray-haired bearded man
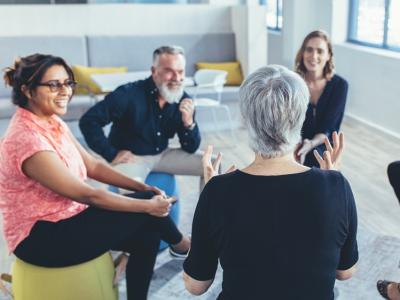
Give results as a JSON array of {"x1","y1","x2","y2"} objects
[{"x1": 79, "y1": 45, "x2": 205, "y2": 191}]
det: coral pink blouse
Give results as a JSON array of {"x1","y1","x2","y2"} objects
[{"x1": 0, "y1": 107, "x2": 88, "y2": 253}]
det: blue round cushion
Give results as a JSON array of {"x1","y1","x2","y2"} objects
[
  {"x1": 145, "y1": 172, "x2": 180, "y2": 251},
  {"x1": 108, "y1": 171, "x2": 180, "y2": 251}
]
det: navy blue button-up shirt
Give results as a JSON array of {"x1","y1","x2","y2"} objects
[{"x1": 79, "y1": 76, "x2": 201, "y2": 162}]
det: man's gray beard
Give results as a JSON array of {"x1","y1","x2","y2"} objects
[{"x1": 158, "y1": 83, "x2": 184, "y2": 104}]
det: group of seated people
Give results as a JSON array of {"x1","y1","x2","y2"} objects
[{"x1": 0, "y1": 30, "x2": 397, "y2": 300}]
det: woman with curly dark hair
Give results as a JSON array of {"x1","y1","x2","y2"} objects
[{"x1": 0, "y1": 53, "x2": 190, "y2": 300}]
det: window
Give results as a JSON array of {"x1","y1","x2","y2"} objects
[
  {"x1": 348, "y1": 0, "x2": 400, "y2": 51},
  {"x1": 91, "y1": 0, "x2": 188, "y2": 2},
  {"x1": 260, "y1": 0, "x2": 283, "y2": 31},
  {"x1": 0, "y1": 0, "x2": 86, "y2": 3},
  {"x1": 0, "y1": 0, "x2": 189, "y2": 3},
  {"x1": 92, "y1": 0, "x2": 188, "y2": 2}
]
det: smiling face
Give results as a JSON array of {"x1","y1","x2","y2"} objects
[
  {"x1": 152, "y1": 53, "x2": 185, "y2": 103},
  {"x1": 25, "y1": 64, "x2": 73, "y2": 119},
  {"x1": 302, "y1": 37, "x2": 331, "y2": 75}
]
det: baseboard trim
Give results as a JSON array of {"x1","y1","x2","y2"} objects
[{"x1": 345, "y1": 113, "x2": 400, "y2": 140}]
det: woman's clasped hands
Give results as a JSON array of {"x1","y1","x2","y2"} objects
[{"x1": 147, "y1": 194, "x2": 176, "y2": 217}]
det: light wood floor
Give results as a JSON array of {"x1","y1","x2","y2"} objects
[{"x1": 1, "y1": 115, "x2": 400, "y2": 282}]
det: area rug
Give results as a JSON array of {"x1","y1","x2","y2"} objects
[{"x1": 117, "y1": 225, "x2": 400, "y2": 300}]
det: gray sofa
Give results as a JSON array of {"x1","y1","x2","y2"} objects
[{"x1": 0, "y1": 34, "x2": 239, "y2": 121}]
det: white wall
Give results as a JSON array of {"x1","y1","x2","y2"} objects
[
  {"x1": 0, "y1": 3, "x2": 267, "y2": 133},
  {"x1": 0, "y1": 3, "x2": 265, "y2": 77},
  {"x1": 267, "y1": 31, "x2": 283, "y2": 65},
  {"x1": 231, "y1": 5, "x2": 267, "y2": 75},
  {"x1": 335, "y1": 44, "x2": 400, "y2": 136},
  {"x1": 280, "y1": 0, "x2": 332, "y2": 68},
  {"x1": 267, "y1": 0, "x2": 332, "y2": 68},
  {"x1": 0, "y1": 4, "x2": 232, "y2": 36}
]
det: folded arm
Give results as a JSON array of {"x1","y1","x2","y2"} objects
[
  {"x1": 79, "y1": 90, "x2": 128, "y2": 162},
  {"x1": 21, "y1": 148, "x2": 169, "y2": 216}
]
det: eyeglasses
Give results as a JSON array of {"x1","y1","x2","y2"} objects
[{"x1": 37, "y1": 80, "x2": 77, "y2": 93}]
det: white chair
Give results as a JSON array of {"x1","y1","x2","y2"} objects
[{"x1": 191, "y1": 69, "x2": 236, "y2": 143}]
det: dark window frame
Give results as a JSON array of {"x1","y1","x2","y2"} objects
[
  {"x1": 348, "y1": 0, "x2": 400, "y2": 52},
  {"x1": 260, "y1": 0, "x2": 283, "y2": 32}
]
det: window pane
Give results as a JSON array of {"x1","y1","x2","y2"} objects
[
  {"x1": 56, "y1": 0, "x2": 87, "y2": 2},
  {"x1": 277, "y1": 0, "x2": 282, "y2": 29},
  {"x1": 0, "y1": 0, "x2": 50, "y2": 3},
  {"x1": 266, "y1": 0, "x2": 278, "y2": 29},
  {"x1": 388, "y1": 0, "x2": 400, "y2": 48},
  {"x1": 260, "y1": 0, "x2": 283, "y2": 30},
  {"x1": 92, "y1": 0, "x2": 187, "y2": 2},
  {"x1": 125, "y1": 0, "x2": 187, "y2": 2},
  {"x1": 355, "y1": 0, "x2": 385, "y2": 44}
]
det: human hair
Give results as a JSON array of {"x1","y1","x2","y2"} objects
[
  {"x1": 239, "y1": 65, "x2": 310, "y2": 158},
  {"x1": 3, "y1": 53, "x2": 74, "y2": 108},
  {"x1": 295, "y1": 30, "x2": 335, "y2": 80},
  {"x1": 152, "y1": 45, "x2": 185, "y2": 66}
]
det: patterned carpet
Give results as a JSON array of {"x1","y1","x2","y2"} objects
[
  {"x1": 1, "y1": 184, "x2": 398, "y2": 300},
  {"x1": 1, "y1": 226, "x2": 397, "y2": 300},
  {"x1": 335, "y1": 227, "x2": 400, "y2": 300},
  {"x1": 116, "y1": 183, "x2": 400, "y2": 300},
  {"x1": 116, "y1": 226, "x2": 400, "y2": 300},
  {"x1": 0, "y1": 203, "x2": 398, "y2": 300}
]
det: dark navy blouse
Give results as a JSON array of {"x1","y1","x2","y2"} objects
[{"x1": 301, "y1": 74, "x2": 348, "y2": 167}]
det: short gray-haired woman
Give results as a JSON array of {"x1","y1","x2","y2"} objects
[{"x1": 182, "y1": 65, "x2": 358, "y2": 300}]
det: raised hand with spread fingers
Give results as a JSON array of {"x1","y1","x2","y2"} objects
[
  {"x1": 202, "y1": 145, "x2": 235, "y2": 184},
  {"x1": 313, "y1": 131, "x2": 344, "y2": 170}
]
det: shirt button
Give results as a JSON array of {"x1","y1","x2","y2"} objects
[
  {"x1": 157, "y1": 132, "x2": 161, "y2": 136},
  {"x1": 159, "y1": 115, "x2": 162, "y2": 119},
  {"x1": 183, "y1": 142, "x2": 188, "y2": 146},
  {"x1": 156, "y1": 147, "x2": 160, "y2": 151},
  {"x1": 184, "y1": 132, "x2": 188, "y2": 136}
]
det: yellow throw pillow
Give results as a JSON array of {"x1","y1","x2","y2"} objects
[
  {"x1": 196, "y1": 61, "x2": 243, "y2": 86},
  {"x1": 72, "y1": 65, "x2": 128, "y2": 94}
]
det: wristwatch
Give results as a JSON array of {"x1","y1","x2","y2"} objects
[{"x1": 186, "y1": 122, "x2": 196, "y2": 130}]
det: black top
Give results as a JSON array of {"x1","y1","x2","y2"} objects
[
  {"x1": 302, "y1": 74, "x2": 348, "y2": 140},
  {"x1": 301, "y1": 74, "x2": 348, "y2": 167},
  {"x1": 79, "y1": 77, "x2": 201, "y2": 162},
  {"x1": 184, "y1": 168, "x2": 358, "y2": 300}
]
